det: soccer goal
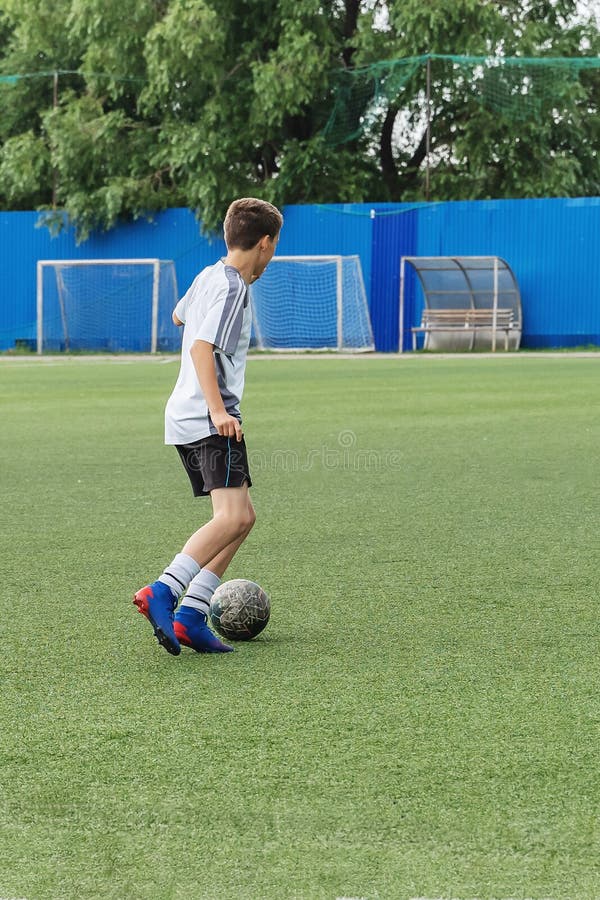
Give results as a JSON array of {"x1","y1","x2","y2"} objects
[
  {"x1": 36, "y1": 258, "x2": 180, "y2": 353},
  {"x1": 249, "y1": 255, "x2": 374, "y2": 351}
]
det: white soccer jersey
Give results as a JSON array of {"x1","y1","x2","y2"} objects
[{"x1": 164, "y1": 260, "x2": 251, "y2": 445}]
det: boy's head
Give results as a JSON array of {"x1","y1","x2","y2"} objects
[{"x1": 224, "y1": 198, "x2": 283, "y2": 251}]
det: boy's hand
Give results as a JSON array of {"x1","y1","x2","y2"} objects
[{"x1": 211, "y1": 410, "x2": 243, "y2": 442}]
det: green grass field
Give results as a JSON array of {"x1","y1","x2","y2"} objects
[{"x1": 1, "y1": 354, "x2": 600, "y2": 900}]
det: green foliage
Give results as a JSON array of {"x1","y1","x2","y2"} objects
[
  {"x1": 0, "y1": 0, "x2": 76, "y2": 69},
  {"x1": 380, "y1": 0, "x2": 600, "y2": 201},
  {"x1": 141, "y1": 0, "x2": 226, "y2": 115},
  {"x1": 0, "y1": 0, "x2": 598, "y2": 239},
  {"x1": 0, "y1": 130, "x2": 50, "y2": 207},
  {"x1": 40, "y1": 94, "x2": 172, "y2": 240}
]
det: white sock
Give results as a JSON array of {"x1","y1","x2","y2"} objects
[
  {"x1": 158, "y1": 553, "x2": 201, "y2": 599},
  {"x1": 181, "y1": 569, "x2": 221, "y2": 616}
]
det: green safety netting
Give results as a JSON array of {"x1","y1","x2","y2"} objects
[
  {"x1": 2, "y1": 54, "x2": 597, "y2": 145},
  {"x1": 323, "y1": 54, "x2": 600, "y2": 145}
]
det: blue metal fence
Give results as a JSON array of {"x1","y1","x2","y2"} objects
[
  {"x1": 0, "y1": 209, "x2": 227, "y2": 351},
  {"x1": 0, "y1": 198, "x2": 599, "y2": 352},
  {"x1": 411, "y1": 198, "x2": 600, "y2": 351}
]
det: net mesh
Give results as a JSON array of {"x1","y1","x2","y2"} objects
[
  {"x1": 250, "y1": 256, "x2": 374, "y2": 351},
  {"x1": 323, "y1": 54, "x2": 600, "y2": 144},
  {"x1": 39, "y1": 260, "x2": 180, "y2": 352}
]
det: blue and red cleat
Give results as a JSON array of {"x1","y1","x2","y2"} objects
[
  {"x1": 133, "y1": 581, "x2": 181, "y2": 656},
  {"x1": 174, "y1": 606, "x2": 234, "y2": 654}
]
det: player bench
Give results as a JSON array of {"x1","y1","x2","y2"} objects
[{"x1": 411, "y1": 307, "x2": 516, "y2": 351}]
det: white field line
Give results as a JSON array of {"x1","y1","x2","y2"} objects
[{"x1": 1, "y1": 351, "x2": 600, "y2": 366}]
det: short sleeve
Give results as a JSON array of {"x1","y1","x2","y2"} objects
[
  {"x1": 173, "y1": 295, "x2": 187, "y2": 323},
  {"x1": 195, "y1": 270, "x2": 247, "y2": 356},
  {"x1": 173, "y1": 273, "x2": 203, "y2": 324}
]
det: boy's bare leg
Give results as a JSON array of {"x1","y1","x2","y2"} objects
[
  {"x1": 203, "y1": 488, "x2": 255, "y2": 577},
  {"x1": 173, "y1": 485, "x2": 255, "y2": 653},
  {"x1": 201, "y1": 530, "x2": 248, "y2": 578},
  {"x1": 181, "y1": 485, "x2": 255, "y2": 568}
]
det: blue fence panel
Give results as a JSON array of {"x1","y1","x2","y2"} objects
[
  {"x1": 413, "y1": 197, "x2": 600, "y2": 350},
  {"x1": 0, "y1": 209, "x2": 226, "y2": 351},
  {"x1": 370, "y1": 205, "x2": 419, "y2": 352},
  {"x1": 275, "y1": 203, "x2": 374, "y2": 303},
  {"x1": 0, "y1": 205, "x2": 375, "y2": 351},
  {"x1": 1, "y1": 198, "x2": 599, "y2": 352}
]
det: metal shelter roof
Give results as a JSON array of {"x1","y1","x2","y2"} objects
[{"x1": 400, "y1": 256, "x2": 523, "y2": 351}]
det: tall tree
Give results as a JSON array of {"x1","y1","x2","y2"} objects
[
  {"x1": 0, "y1": 0, "x2": 597, "y2": 239},
  {"x1": 375, "y1": 0, "x2": 600, "y2": 201}
]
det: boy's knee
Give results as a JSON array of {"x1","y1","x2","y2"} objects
[
  {"x1": 219, "y1": 506, "x2": 255, "y2": 540},
  {"x1": 236, "y1": 507, "x2": 256, "y2": 537},
  {"x1": 246, "y1": 505, "x2": 256, "y2": 531}
]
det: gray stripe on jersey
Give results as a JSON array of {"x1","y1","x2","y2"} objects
[
  {"x1": 215, "y1": 353, "x2": 241, "y2": 414},
  {"x1": 220, "y1": 279, "x2": 246, "y2": 354},
  {"x1": 215, "y1": 269, "x2": 245, "y2": 355}
]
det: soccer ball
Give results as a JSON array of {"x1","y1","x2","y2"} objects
[{"x1": 209, "y1": 579, "x2": 270, "y2": 641}]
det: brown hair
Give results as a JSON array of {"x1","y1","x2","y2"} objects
[{"x1": 224, "y1": 198, "x2": 283, "y2": 250}]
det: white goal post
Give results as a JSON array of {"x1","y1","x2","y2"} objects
[
  {"x1": 249, "y1": 255, "x2": 374, "y2": 352},
  {"x1": 36, "y1": 258, "x2": 179, "y2": 353}
]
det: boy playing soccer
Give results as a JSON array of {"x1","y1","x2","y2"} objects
[{"x1": 134, "y1": 198, "x2": 283, "y2": 654}]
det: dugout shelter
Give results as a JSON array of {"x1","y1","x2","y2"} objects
[{"x1": 401, "y1": 256, "x2": 522, "y2": 352}]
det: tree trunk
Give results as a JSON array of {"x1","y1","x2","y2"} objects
[
  {"x1": 397, "y1": 127, "x2": 430, "y2": 194},
  {"x1": 342, "y1": 0, "x2": 360, "y2": 67},
  {"x1": 380, "y1": 105, "x2": 400, "y2": 196}
]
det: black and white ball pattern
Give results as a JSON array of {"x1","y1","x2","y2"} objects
[{"x1": 209, "y1": 579, "x2": 270, "y2": 641}]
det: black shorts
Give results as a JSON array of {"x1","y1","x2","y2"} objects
[{"x1": 176, "y1": 435, "x2": 252, "y2": 497}]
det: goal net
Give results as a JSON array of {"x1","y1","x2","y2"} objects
[
  {"x1": 249, "y1": 255, "x2": 374, "y2": 351},
  {"x1": 36, "y1": 259, "x2": 180, "y2": 353}
]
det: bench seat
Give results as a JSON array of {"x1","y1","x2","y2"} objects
[{"x1": 411, "y1": 308, "x2": 516, "y2": 351}]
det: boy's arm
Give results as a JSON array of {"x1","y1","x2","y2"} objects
[
  {"x1": 173, "y1": 311, "x2": 184, "y2": 326},
  {"x1": 190, "y1": 340, "x2": 243, "y2": 441}
]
